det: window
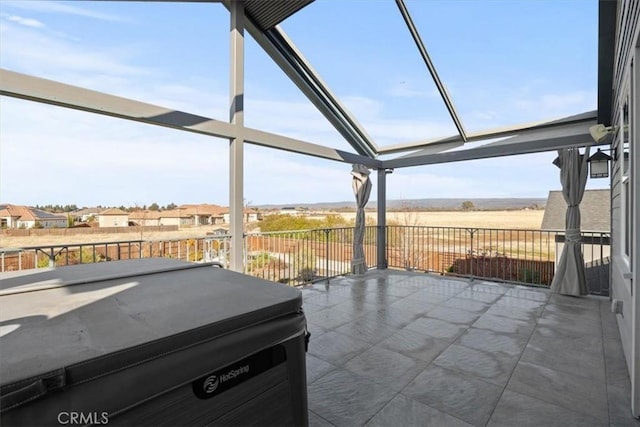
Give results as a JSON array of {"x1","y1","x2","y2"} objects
[{"x1": 621, "y1": 99, "x2": 632, "y2": 260}]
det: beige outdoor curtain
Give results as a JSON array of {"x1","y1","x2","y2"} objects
[
  {"x1": 351, "y1": 164, "x2": 372, "y2": 274},
  {"x1": 550, "y1": 147, "x2": 590, "y2": 296}
]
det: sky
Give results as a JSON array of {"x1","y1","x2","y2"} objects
[{"x1": 0, "y1": 0, "x2": 607, "y2": 208}]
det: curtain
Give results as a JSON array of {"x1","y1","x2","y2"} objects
[
  {"x1": 351, "y1": 164, "x2": 372, "y2": 274},
  {"x1": 550, "y1": 147, "x2": 590, "y2": 296}
]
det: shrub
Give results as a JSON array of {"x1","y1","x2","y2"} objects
[{"x1": 260, "y1": 214, "x2": 348, "y2": 232}]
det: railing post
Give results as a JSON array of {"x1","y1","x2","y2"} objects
[
  {"x1": 324, "y1": 229, "x2": 330, "y2": 281},
  {"x1": 467, "y1": 228, "x2": 477, "y2": 281}
]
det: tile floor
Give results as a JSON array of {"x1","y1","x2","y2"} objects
[{"x1": 301, "y1": 270, "x2": 639, "y2": 427}]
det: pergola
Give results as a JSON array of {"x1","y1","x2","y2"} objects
[{"x1": 0, "y1": 0, "x2": 614, "y2": 273}]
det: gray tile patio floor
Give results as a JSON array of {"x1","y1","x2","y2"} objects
[{"x1": 301, "y1": 270, "x2": 639, "y2": 427}]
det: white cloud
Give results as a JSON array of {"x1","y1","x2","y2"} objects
[
  {"x1": 512, "y1": 90, "x2": 595, "y2": 117},
  {"x1": 387, "y1": 81, "x2": 437, "y2": 98},
  {"x1": 0, "y1": 20, "x2": 149, "y2": 81},
  {"x1": 3, "y1": 14, "x2": 44, "y2": 28},
  {"x1": 2, "y1": 1, "x2": 126, "y2": 22},
  {"x1": 470, "y1": 110, "x2": 500, "y2": 121}
]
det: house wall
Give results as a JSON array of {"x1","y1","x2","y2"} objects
[
  {"x1": 16, "y1": 220, "x2": 35, "y2": 229},
  {"x1": 610, "y1": 0, "x2": 640, "y2": 416},
  {"x1": 159, "y1": 217, "x2": 191, "y2": 226},
  {"x1": 1, "y1": 216, "x2": 17, "y2": 228},
  {"x1": 159, "y1": 217, "x2": 180, "y2": 226},
  {"x1": 131, "y1": 218, "x2": 160, "y2": 226},
  {"x1": 15, "y1": 219, "x2": 67, "y2": 229},
  {"x1": 98, "y1": 215, "x2": 129, "y2": 227}
]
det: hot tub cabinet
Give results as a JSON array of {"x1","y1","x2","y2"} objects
[{"x1": 0, "y1": 259, "x2": 308, "y2": 426}]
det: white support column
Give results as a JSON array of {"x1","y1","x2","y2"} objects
[
  {"x1": 229, "y1": 0, "x2": 245, "y2": 272},
  {"x1": 632, "y1": 49, "x2": 639, "y2": 417},
  {"x1": 630, "y1": 44, "x2": 639, "y2": 419},
  {"x1": 377, "y1": 169, "x2": 388, "y2": 269}
]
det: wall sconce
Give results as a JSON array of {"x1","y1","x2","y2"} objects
[{"x1": 587, "y1": 148, "x2": 612, "y2": 179}]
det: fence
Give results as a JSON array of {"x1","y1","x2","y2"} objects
[
  {"x1": 1, "y1": 225, "x2": 178, "y2": 237},
  {"x1": 0, "y1": 226, "x2": 609, "y2": 292}
]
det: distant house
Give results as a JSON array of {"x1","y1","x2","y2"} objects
[
  {"x1": 159, "y1": 209, "x2": 192, "y2": 227},
  {"x1": 279, "y1": 207, "x2": 298, "y2": 215},
  {"x1": 71, "y1": 208, "x2": 102, "y2": 223},
  {"x1": 178, "y1": 204, "x2": 227, "y2": 225},
  {"x1": 95, "y1": 208, "x2": 129, "y2": 228},
  {"x1": 541, "y1": 189, "x2": 611, "y2": 232},
  {"x1": 0, "y1": 204, "x2": 67, "y2": 229},
  {"x1": 223, "y1": 208, "x2": 262, "y2": 223},
  {"x1": 541, "y1": 189, "x2": 611, "y2": 265},
  {"x1": 246, "y1": 210, "x2": 262, "y2": 222},
  {"x1": 128, "y1": 210, "x2": 161, "y2": 226}
]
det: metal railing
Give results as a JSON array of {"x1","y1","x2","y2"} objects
[
  {"x1": 386, "y1": 226, "x2": 610, "y2": 291},
  {"x1": 0, "y1": 226, "x2": 609, "y2": 293},
  {"x1": 244, "y1": 226, "x2": 377, "y2": 285},
  {"x1": 0, "y1": 236, "x2": 233, "y2": 271}
]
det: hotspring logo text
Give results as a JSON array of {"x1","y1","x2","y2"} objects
[{"x1": 203, "y1": 365, "x2": 249, "y2": 394}]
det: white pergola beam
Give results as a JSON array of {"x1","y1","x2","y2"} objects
[
  {"x1": 378, "y1": 111, "x2": 598, "y2": 155},
  {"x1": 0, "y1": 68, "x2": 237, "y2": 139},
  {"x1": 383, "y1": 120, "x2": 600, "y2": 169},
  {"x1": 232, "y1": 4, "x2": 378, "y2": 158},
  {"x1": 395, "y1": 0, "x2": 467, "y2": 142},
  {"x1": 0, "y1": 68, "x2": 378, "y2": 167}
]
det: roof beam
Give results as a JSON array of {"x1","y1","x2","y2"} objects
[
  {"x1": 0, "y1": 68, "x2": 237, "y2": 139},
  {"x1": 383, "y1": 119, "x2": 600, "y2": 169},
  {"x1": 597, "y1": 0, "x2": 617, "y2": 127},
  {"x1": 225, "y1": 0, "x2": 378, "y2": 158},
  {"x1": 261, "y1": 27, "x2": 378, "y2": 158},
  {"x1": 377, "y1": 110, "x2": 598, "y2": 155},
  {"x1": 395, "y1": 0, "x2": 467, "y2": 142},
  {"x1": 0, "y1": 68, "x2": 378, "y2": 167}
]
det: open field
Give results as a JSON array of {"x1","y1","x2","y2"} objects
[
  {"x1": 0, "y1": 210, "x2": 545, "y2": 249},
  {"x1": 339, "y1": 210, "x2": 545, "y2": 229}
]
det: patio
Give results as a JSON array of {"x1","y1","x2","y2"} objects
[{"x1": 301, "y1": 270, "x2": 635, "y2": 427}]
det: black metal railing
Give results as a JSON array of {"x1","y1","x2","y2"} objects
[
  {"x1": 0, "y1": 236, "x2": 233, "y2": 271},
  {"x1": 386, "y1": 225, "x2": 609, "y2": 290},
  {"x1": 244, "y1": 226, "x2": 377, "y2": 285},
  {"x1": 0, "y1": 226, "x2": 609, "y2": 292}
]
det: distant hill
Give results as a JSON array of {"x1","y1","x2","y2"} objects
[{"x1": 256, "y1": 198, "x2": 546, "y2": 211}]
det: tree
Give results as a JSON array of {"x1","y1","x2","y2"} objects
[
  {"x1": 461, "y1": 201, "x2": 475, "y2": 211},
  {"x1": 388, "y1": 200, "x2": 426, "y2": 271},
  {"x1": 149, "y1": 202, "x2": 160, "y2": 211},
  {"x1": 166, "y1": 202, "x2": 177, "y2": 210}
]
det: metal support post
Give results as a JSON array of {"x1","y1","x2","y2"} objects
[
  {"x1": 377, "y1": 169, "x2": 388, "y2": 269},
  {"x1": 229, "y1": 0, "x2": 245, "y2": 272}
]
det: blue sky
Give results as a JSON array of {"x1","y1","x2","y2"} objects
[{"x1": 0, "y1": 0, "x2": 606, "y2": 207}]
